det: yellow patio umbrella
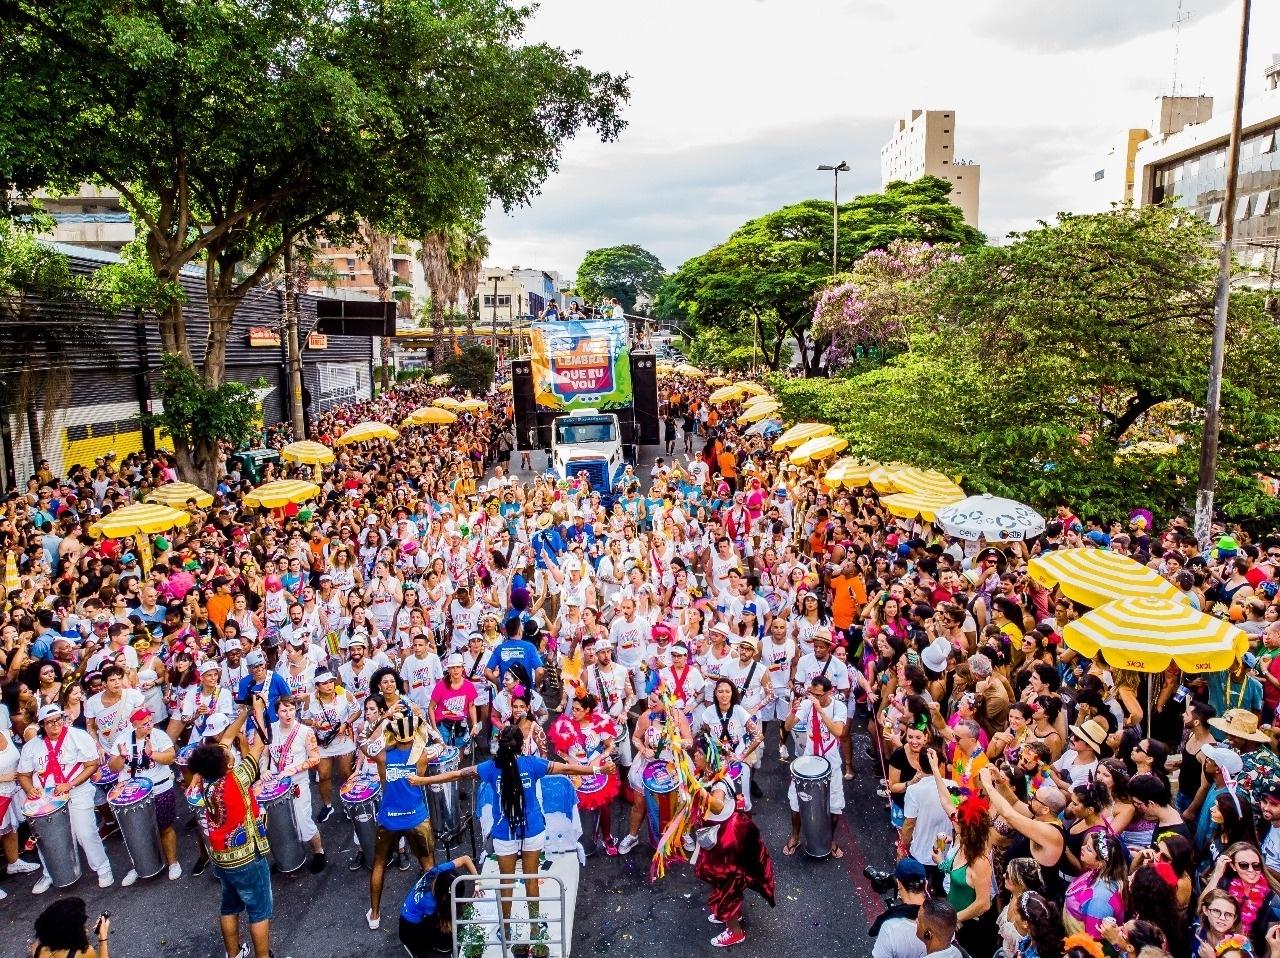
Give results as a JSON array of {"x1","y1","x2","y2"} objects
[
  {"x1": 736, "y1": 400, "x2": 781, "y2": 424},
  {"x1": 869, "y1": 464, "x2": 913, "y2": 494},
  {"x1": 429, "y1": 373, "x2": 452, "y2": 387},
  {"x1": 675, "y1": 363, "x2": 704, "y2": 378},
  {"x1": 279, "y1": 440, "x2": 336, "y2": 466},
  {"x1": 1063, "y1": 597, "x2": 1248, "y2": 674},
  {"x1": 456, "y1": 398, "x2": 489, "y2": 413},
  {"x1": 708, "y1": 384, "x2": 747, "y2": 405},
  {"x1": 789, "y1": 434, "x2": 848, "y2": 465},
  {"x1": 146, "y1": 482, "x2": 214, "y2": 509},
  {"x1": 706, "y1": 376, "x2": 733, "y2": 387},
  {"x1": 5, "y1": 551, "x2": 21, "y2": 595},
  {"x1": 432, "y1": 396, "x2": 461, "y2": 409},
  {"x1": 890, "y1": 466, "x2": 964, "y2": 499},
  {"x1": 735, "y1": 381, "x2": 769, "y2": 397},
  {"x1": 880, "y1": 490, "x2": 965, "y2": 522},
  {"x1": 1028, "y1": 547, "x2": 1182, "y2": 608},
  {"x1": 335, "y1": 421, "x2": 399, "y2": 445},
  {"x1": 243, "y1": 480, "x2": 321, "y2": 510},
  {"x1": 772, "y1": 422, "x2": 835, "y2": 451},
  {"x1": 90, "y1": 503, "x2": 192, "y2": 539},
  {"x1": 406, "y1": 407, "x2": 457, "y2": 426},
  {"x1": 741, "y1": 392, "x2": 776, "y2": 409},
  {"x1": 657, "y1": 362, "x2": 675, "y2": 376},
  {"x1": 823, "y1": 457, "x2": 879, "y2": 489},
  {"x1": 497, "y1": 381, "x2": 513, "y2": 392}
]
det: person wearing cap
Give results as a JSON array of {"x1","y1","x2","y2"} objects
[
  {"x1": 237, "y1": 649, "x2": 292, "y2": 732},
  {"x1": 869, "y1": 857, "x2": 931, "y2": 958},
  {"x1": 658, "y1": 642, "x2": 705, "y2": 717},
  {"x1": 17, "y1": 704, "x2": 114, "y2": 893},
  {"x1": 431, "y1": 652, "x2": 482, "y2": 752},
  {"x1": 265, "y1": 696, "x2": 327, "y2": 874},
  {"x1": 1194, "y1": 744, "x2": 1247, "y2": 853},
  {"x1": 1050, "y1": 717, "x2": 1106, "y2": 789},
  {"x1": 302, "y1": 669, "x2": 358, "y2": 826},
  {"x1": 340, "y1": 633, "x2": 380, "y2": 707},
  {"x1": 182, "y1": 661, "x2": 235, "y2": 741},
  {"x1": 107, "y1": 707, "x2": 182, "y2": 883},
  {"x1": 219, "y1": 640, "x2": 251, "y2": 699},
  {"x1": 791, "y1": 629, "x2": 851, "y2": 754}
]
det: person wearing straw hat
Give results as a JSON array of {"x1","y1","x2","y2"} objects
[
  {"x1": 1209, "y1": 708, "x2": 1280, "y2": 804},
  {"x1": 1051, "y1": 717, "x2": 1107, "y2": 789}
]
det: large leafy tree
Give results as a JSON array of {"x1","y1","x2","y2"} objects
[
  {"x1": 575, "y1": 244, "x2": 665, "y2": 313},
  {"x1": 658, "y1": 176, "x2": 983, "y2": 375},
  {"x1": 773, "y1": 204, "x2": 1280, "y2": 525},
  {"x1": 1, "y1": 0, "x2": 628, "y2": 483}
]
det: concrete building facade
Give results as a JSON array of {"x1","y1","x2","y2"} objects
[{"x1": 880, "y1": 109, "x2": 981, "y2": 228}]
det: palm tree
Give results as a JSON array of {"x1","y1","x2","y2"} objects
[
  {"x1": 457, "y1": 228, "x2": 490, "y2": 340},
  {"x1": 418, "y1": 230, "x2": 452, "y2": 361},
  {"x1": 358, "y1": 221, "x2": 393, "y2": 389}
]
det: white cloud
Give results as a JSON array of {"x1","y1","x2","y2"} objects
[{"x1": 485, "y1": 0, "x2": 1278, "y2": 276}]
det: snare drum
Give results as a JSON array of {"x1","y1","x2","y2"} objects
[
  {"x1": 254, "y1": 774, "x2": 307, "y2": 873},
  {"x1": 175, "y1": 743, "x2": 198, "y2": 774},
  {"x1": 108, "y1": 779, "x2": 165, "y2": 880},
  {"x1": 424, "y1": 745, "x2": 461, "y2": 840},
  {"x1": 790, "y1": 755, "x2": 833, "y2": 857},
  {"x1": 642, "y1": 760, "x2": 678, "y2": 848},
  {"x1": 22, "y1": 792, "x2": 81, "y2": 888},
  {"x1": 340, "y1": 772, "x2": 381, "y2": 867},
  {"x1": 92, "y1": 763, "x2": 120, "y2": 792}
]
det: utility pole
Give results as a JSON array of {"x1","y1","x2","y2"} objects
[
  {"x1": 283, "y1": 239, "x2": 306, "y2": 438},
  {"x1": 1195, "y1": 0, "x2": 1251, "y2": 547},
  {"x1": 817, "y1": 161, "x2": 850, "y2": 274},
  {"x1": 491, "y1": 275, "x2": 500, "y2": 350}
]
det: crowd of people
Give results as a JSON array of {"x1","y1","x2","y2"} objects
[{"x1": 3, "y1": 365, "x2": 1280, "y2": 958}]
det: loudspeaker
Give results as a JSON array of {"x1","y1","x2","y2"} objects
[
  {"x1": 630, "y1": 352, "x2": 659, "y2": 445},
  {"x1": 511, "y1": 360, "x2": 538, "y2": 451}
]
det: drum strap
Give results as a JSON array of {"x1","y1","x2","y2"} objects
[
  {"x1": 273, "y1": 724, "x2": 300, "y2": 773},
  {"x1": 811, "y1": 703, "x2": 830, "y2": 757},
  {"x1": 42, "y1": 728, "x2": 79, "y2": 787},
  {"x1": 738, "y1": 662, "x2": 758, "y2": 698},
  {"x1": 595, "y1": 666, "x2": 612, "y2": 711}
]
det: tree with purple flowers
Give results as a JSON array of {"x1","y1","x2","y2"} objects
[{"x1": 812, "y1": 239, "x2": 961, "y2": 368}]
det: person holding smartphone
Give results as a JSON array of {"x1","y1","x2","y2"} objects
[{"x1": 29, "y1": 897, "x2": 110, "y2": 958}]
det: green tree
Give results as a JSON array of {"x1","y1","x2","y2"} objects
[
  {"x1": 575, "y1": 244, "x2": 665, "y2": 313},
  {"x1": 771, "y1": 204, "x2": 1280, "y2": 525},
  {"x1": 658, "y1": 177, "x2": 983, "y2": 376},
  {"x1": 437, "y1": 343, "x2": 496, "y2": 396},
  {"x1": 1, "y1": 0, "x2": 628, "y2": 484}
]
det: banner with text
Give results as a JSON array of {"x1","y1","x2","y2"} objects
[{"x1": 529, "y1": 319, "x2": 632, "y2": 410}]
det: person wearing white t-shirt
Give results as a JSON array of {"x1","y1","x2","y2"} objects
[
  {"x1": 266, "y1": 696, "x2": 327, "y2": 873},
  {"x1": 608, "y1": 597, "x2": 647, "y2": 688},
  {"x1": 400, "y1": 633, "x2": 443, "y2": 712},
  {"x1": 899, "y1": 750, "x2": 954, "y2": 885},
  {"x1": 107, "y1": 707, "x2": 182, "y2": 883},
  {"x1": 658, "y1": 644, "x2": 705, "y2": 717},
  {"x1": 181, "y1": 662, "x2": 235, "y2": 740},
  {"x1": 85, "y1": 665, "x2": 145, "y2": 753},
  {"x1": 782, "y1": 676, "x2": 846, "y2": 858},
  {"x1": 17, "y1": 705, "x2": 114, "y2": 893},
  {"x1": 758, "y1": 620, "x2": 797, "y2": 759}
]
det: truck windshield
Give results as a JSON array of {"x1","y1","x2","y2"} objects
[{"x1": 556, "y1": 418, "x2": 616, "y2": 445}]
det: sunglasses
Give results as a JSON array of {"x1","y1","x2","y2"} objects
[{"x1": 1235, "y1": 860, "x2": 1263, "y2": 871}]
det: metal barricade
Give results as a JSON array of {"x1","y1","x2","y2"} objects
[{"x1": 451, "y1": 871, "x2": 568, "y2": 957}]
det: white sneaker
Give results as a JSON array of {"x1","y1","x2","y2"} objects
[
  {"x1": 779, "y1": 745, "x2": 789, "y2": 762},
  {"x1": 616, "y1": 834, "x2": 639, "y2": 855},
  {"x1": 7, "y1": 859, "x2": 40, "y2": 875},
  {"x1": 121, "y1": 869, "x2": 139, "y2": 887},
  {"x1": 168, "y1": 862, "x2": 183, "y2": 880},
  {"x1": 31, "y1": 875, "x2": 52, "y2": 895},
  {"x1": 98, "y1": 870, "x2": 115, "y2": 888},
  {"x1": 366, "y1": 909, "x2": 380, "y2": 930}
]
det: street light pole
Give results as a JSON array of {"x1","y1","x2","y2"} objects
[
  {"x1": 1194, "y1": 0, "x2": 1251, "y2": 547},
  {"x1": 817, "y1": 161, "x2": 850, "y2": 274}
]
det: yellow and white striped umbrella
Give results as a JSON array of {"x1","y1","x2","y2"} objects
[
  {"x1": 657, "y1": 362, "x2": 675, "y2": 376},
  {"x1": 405, "y1": 407, "x2": 457, "y2": 426},
  {"x1": 432, "y1": 396, "x2": 461, "y2": 410},
  {"x1": 868, "y1": 464, "x2": 906, "y2": 494},
  {"x1": 90, "y1": 503, "x2": 192, "y2": 539},
  {"x1": 335, "y1": 421, "x2": 399, "y2": 446},
  {"x1": 146, "y1": 482, "x2": 214, "y2": 509},
  {"x1": 279, "y1": 440, "x2": 336, "y2": 466},
  {"x1": 709, "y1": 385, "x2": 747, "y2": 405},
  {"x1": 1028, "y1": 547, "x2": 1182, "y2": 608},
  {"x1": 497, "y1": 381, "x2": 513, "y2": 392},
  {"x1": 706, "y1": 376, "x2": 733, "y2": 387},
  {"x1": 243, "y1": 480, "x2": 321, "y2": 509},
  {"x1": 1064, "y1": 597, "x2": 1249, "y2": 673},
  {"x1": 736, "y1": 400, "x2": 780, "y2": 424},
  {"x1": 741, "y1": 393, "x2": 776, "y2": 410},
  {"x1": 4, "y1": 551, "x2": 20, "y2": 595},
  {"x1": 789, "y1": 434, "x2": 848, "y2": 465},
  {"x1": 890, "y1": 466, "x2": 964, "y2": 499},
  {"x1": 880, "y1": 490, "x2": 964, "y2": 522},
  {"x1": 823, "y1": 457, "x2": 879, "y2": 489},
  {"x1": 675, "y1": 364, "x2": 704, "y2": 378},
  {"x1": 735, "y1": 381, "x2": 769, "y2": 397},
  {"x1": 456, "y1": 398, "x2": 489, "y2": 413},
  {"x1": 772, "y1": 422, "x2": 834, "y2": 451}
]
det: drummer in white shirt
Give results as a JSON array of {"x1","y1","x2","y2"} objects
[
  {"x1": 721, "y1": 636, "x2": 771, "y2": 800},
  {"x1": 107, "y1": 706, "x2": 182, "y2": 883},
  {"x1": 265, "y1": 696, "x2": 327, "y2": 874},
  {"x1": 782, "y1": 675, "x2": 847, "y2": 858},
  {"x1": 17, "y1": 704, "x2": 114, "y2": 893},
  {"x1": 658, "y1": 643, "x2": 705, "y2": 719},
  {"x1": 181, "y1": 661, "x2": 235, "y2": 741},
  {"x1": 791, "y1": 630, "x2": 851, "y2": 752}
]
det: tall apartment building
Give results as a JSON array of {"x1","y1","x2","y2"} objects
[
  {"x1": 880, "y1": 110, "x2": 981, "y2": 228},
  {"x1": 308, "y1": 239, "x2": 426, "y2": 329},
  {"x1": 32, "y1": 185, "x2": 133, "y2": 252}
]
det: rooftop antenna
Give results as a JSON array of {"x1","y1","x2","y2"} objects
[{"x1": 1171, "y1": 0, "x2": 1192, "y2": 96}]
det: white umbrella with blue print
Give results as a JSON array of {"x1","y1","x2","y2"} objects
[{"x1": 935, "y1": 493, "x2": 1045, "y2": 543}]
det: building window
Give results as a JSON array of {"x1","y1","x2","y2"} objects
[
  {"x1": 1094, "y1": 169, "x2": 1105, "y2": 181},
  {"x1": 346, "y1": 258, "x2": 356, "y2": 270},
  {"x1": 482, "y1": 295, "x2": 511, "y2": 308}
]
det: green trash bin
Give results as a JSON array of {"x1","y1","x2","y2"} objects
[{"x1": 232, "y1": 448, "x2": 281, "y2": 485}]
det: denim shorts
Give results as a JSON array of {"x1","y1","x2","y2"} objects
[{"x1": 216, "y1": 855, "x2": 274, "y2": 924}]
